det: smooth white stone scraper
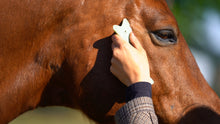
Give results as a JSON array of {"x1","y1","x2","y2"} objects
[{"x1": 113, "y1": 18, "x2": 154, "y2": 85}]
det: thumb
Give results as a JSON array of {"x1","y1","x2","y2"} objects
[{"x1": 129, "y1": 32, "x2": 143, "y2": 50}]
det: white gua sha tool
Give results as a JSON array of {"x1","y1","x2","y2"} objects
[
  {"x1": 113, "y1": 18, "x2": 132, "y2": 43},
  {"x1": 113, "y1": 18, "x2": 154, "y2": 85}
]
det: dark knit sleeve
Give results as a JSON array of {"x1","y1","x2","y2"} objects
[{"x1": 126, "y1": 82, "x2": 152, "y2": 102}]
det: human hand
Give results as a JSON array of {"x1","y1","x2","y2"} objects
[{"x1": 110, "y1": 32, "x2": 151, "y2": 87}]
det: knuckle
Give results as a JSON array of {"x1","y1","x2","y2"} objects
[
  {"x1": 110, "y1": 66, "x2": 113, "y2": 71},
  {"x1": 111, "y1": 43, "x2": 116, "y2": 50},
  {"x1": 113, "y1": 49, "x2": 120, "y2": 56},
  {"x1": 111, "y1": 58, "x2": 115, "y2": 63},
  {"x1": 110, "y1": 66, "x2": 115, "y2": 74}
]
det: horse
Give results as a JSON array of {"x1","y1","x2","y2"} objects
[{"x1": 0, "y1": 0, "x2": 220, "y2": 123}]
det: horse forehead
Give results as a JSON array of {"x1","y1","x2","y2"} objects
[
  {"x1": 71, "y1": 0, "x2": 176, "y2": 32},
  {"x1": 146, "y1": 1, "x2": 176, "y2": 27},
  {"x1": 135, "y1": 0, "x2": 175, "y2": 23},
  {"x1": 143, "y1": 0, "x2": 173, "y2": 16}
]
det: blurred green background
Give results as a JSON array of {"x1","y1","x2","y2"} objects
[
  {"x1": 11, "y1": 0, "x2": 220, "y2": 124},
  {"x1": 169, "y1": 0, "x2": 220, "y2": 96}
]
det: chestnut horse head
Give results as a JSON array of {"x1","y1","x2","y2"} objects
[{"x1": 0, "y1": 0, "x2": 220, "y2": 123}]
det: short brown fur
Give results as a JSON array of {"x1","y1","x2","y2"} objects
[{"x1": 0, "y1": 0, "x2": 220, "y2": 123}]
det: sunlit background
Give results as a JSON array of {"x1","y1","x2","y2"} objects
[
  {"x1": 11, "y1": 0, "x2": 220, "y2": 123},
  {"x1": 169, "y1": 0, "x2": 220, "y2": 96}
]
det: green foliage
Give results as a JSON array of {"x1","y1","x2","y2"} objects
[
  {"x1": 171, "y1": 0, "x2": 220, "y2": 45},
  {"x1": 171, "y1": 0, "x2": 220, "y2": 96}
]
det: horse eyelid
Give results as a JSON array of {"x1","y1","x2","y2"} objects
[{"x1": 148, "y1": 29, "x2": 178, "y2": 46}]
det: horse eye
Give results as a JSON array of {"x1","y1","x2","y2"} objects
[{"x1": 150, "y1": 29, "x2": 177, "y2": 46}]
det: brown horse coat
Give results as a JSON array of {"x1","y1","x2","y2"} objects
[{"x1": 0, "y1": 0, "x2": 220, "y2": 123}]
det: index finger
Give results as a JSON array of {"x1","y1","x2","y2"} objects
[{"x1": 111, "y1": 34, "x2": 128, "y2": 48}]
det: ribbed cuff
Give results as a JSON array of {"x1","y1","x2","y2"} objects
[{"x1": 126, "y1": 82, "x2": 152, "y2": 102}]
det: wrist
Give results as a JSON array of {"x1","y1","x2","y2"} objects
[{"x1": 130, "y1": 75, "x2": 153, "y2": 86}]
